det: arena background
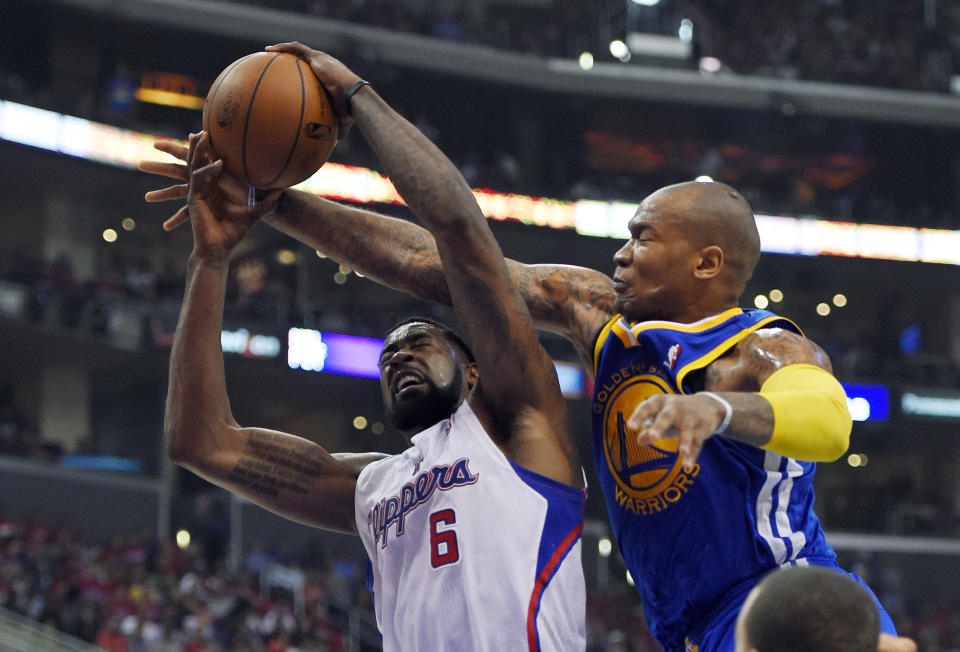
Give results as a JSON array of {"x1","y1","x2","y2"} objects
[{"x1": 1, "y1": 0, "x2": 959, "y2": 649}]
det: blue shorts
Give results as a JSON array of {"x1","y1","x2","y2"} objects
[{"x1": 686, "y1": 565, "x2": 897, "y2": 652}]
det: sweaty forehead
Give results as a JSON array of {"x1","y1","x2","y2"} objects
[{"x1": 383, "y1": 323, "x2": 441, "y2": 351}]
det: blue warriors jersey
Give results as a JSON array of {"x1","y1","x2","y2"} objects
[{"x1": 591, "y1": 308, "x2": 838, "y2": 652}]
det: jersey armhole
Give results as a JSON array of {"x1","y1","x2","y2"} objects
[{"x1": 592, "y1": 315, "x2": 620, "y2": 376}]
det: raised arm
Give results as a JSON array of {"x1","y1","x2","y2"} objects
[
  {"x1": 141, "y1": 152, "x2": 616, "y2": 373},
  {"x1": 268, "y1": 189, "x2": 615, "y2": 370},
  {"x1": 268, "y1": 42, "x2": 582, "y2": 486},
  {"x1": 164, "y1": 135, "x2": 384, "y2": 534}
]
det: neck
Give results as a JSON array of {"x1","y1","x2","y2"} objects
[
  {"x1": 670, "y1": 285, "x2": 742, "y2": 323},
  {"x1": 675, "y1": 302, "x2": 740, "y2": 323}
]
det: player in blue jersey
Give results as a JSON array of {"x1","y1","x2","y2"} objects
[{"x1": 143, "y1": 56, "x2": 914, "y2": 652}]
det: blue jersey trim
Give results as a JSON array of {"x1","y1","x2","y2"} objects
[
  {"x1": 508, "y1": 460, "x2": 584, "y2": 651},
  {"x1": 364, "y1": 556, "x2": 382, "y2": 640}
]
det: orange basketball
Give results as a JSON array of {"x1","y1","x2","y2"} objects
[{"x1": 203, "y1": 52, "x2": 339, "y2": 189}]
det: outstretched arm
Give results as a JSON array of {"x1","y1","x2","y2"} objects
[
  {"x1": 268, "y1": 189, "x2": 615, "y2": 371},
  {"x1": 628, "y1": 329, "x2": 851, "y2": 469},
  {"x1": 165, "y1": 135, "x2": 383, "y2": 534},
  {"x1": 141, "y1": 151, "x2": 616, "y2": 373}
]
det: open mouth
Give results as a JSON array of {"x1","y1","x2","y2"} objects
[{"x1": 391, "y1": 369, "x2": 425, "y2": 396}]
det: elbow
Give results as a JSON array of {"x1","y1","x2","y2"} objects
[
  {"x1": 165, "y1": 415, "x2": 239, "y2": 471},
  {"x1": 164, "y1": 403, "x2": 234, "y2": 467},
  {"x1": 821, "y1": 398, "x2": 852, "y2": 462},
  {"x1": 164, "y1": 416, "x2": 208, "y2": 467},
  {"x1": 165, "y1": 427, "x2": 193, "y2": 467},
  {"x1": 820, "y1": 434, "x2": 850, "y2": 463},
  {"x1": 761, "y1": 389, "x2": 853, "y2": 463},
  {"x1": 807, "y1": 396, "x2": 853, "y2": 462},
  {"x1": 164, "y1": 400, "x2": 192, "y2": 466}
]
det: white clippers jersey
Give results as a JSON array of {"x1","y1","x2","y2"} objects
[{"x1": 355, "y1": 400, "x2": 586, "y2": 652}]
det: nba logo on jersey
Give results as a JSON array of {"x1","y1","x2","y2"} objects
[{"x1": 664, "y1": 343, "x2": 682, "y2": 370}]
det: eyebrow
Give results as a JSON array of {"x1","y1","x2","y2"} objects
[
  {"x1": 629, "y1": 222, "x2": 655, "y2": 237},
  {"x1": 380, "y1": 331, "x2": 434, "y2": 360}
]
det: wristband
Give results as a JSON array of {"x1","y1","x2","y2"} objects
[
  {"x1": 345, "y1": 79, "x2": 370, "y2": 115},
  {"x1": 700, "y1": 391, "x2": 733, "y2": 434}
]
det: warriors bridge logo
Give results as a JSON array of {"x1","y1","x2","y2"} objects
[{"x1": 601, "y1": 375, "x2": 699, "y2": 515}]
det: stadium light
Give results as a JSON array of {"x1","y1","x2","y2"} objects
[{"x1": 598, "y1": 538, "x2": 612, "y2": 557}]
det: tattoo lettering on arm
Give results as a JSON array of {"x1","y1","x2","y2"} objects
[
  {"x1": 705, "y1": 329, "x2": 835, "y2": 392},
  {"x1": 227, "y1": 431, "x2": 328, "y2": 498}
]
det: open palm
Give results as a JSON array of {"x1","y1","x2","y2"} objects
[
  {"x1": 139, "y1": 132, "x2": 278, "y2": 234},
  {"x1": 185, "y1": 134, "x2": 279, "y2": 262}
]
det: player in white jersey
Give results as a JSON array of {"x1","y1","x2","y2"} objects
[
  {"x1": 156, "y1": 44, "x2": 586, "y2": 651},
  {"x1": 358, "y1": 318, "x2": 584, "y2": 650}
]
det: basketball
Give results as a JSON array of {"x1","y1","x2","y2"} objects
[{"x1": 202, "y1": 52, "x2": 339, "y2": 189}]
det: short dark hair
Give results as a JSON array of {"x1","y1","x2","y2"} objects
[
  {"x1": 744, "y1": 567, "x2": 880, "y2": 652},
  {"x1": 385, "y1": 316, "x2": 476, "y2": 363}
]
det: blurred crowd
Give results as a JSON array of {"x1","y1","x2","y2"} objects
[
  {"x1": 214, "y1": 0, "x2": 957, "y2": 92},
  {"x1": 686, "y1": 0, "x2": 954, "y2": 92},
  {"x1": 0, "y1": 515, "x2": 370, "y2": 651},
  {"x1": 0, "y1": 246, "x2": 443, "y2": 342},
  {"x1": 0, "y1": 515, "x2": 957, "y2": 651},
  {"x1": 4, "y1": 35, "x2": 960, "y2": 232},
  {"x1": 0, "y1": 387, "x2": 57, "y2": 462},
  {"x1": 0, "y1": 250, "x2": 183, "y2": 334}
]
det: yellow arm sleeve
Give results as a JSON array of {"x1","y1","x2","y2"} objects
[{"x1": 758, "y1": 363, "x2": 851, "y2": 462}]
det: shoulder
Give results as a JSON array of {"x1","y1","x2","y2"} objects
[
  {"x1": 705, "y1": 328, "x2": 833, "y2": 391},
  {"x1": 739, "y1": 328, "x2": 833, "y2": 372},
  {"x1": 332, "y1": 451, "x2": 392, "y2": 477}
]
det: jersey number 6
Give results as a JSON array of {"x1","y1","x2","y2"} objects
[{"x1": 429, "y1": 509, "x2": 459, "y2": 568}]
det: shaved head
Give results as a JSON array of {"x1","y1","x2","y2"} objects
[
  {"x1": 613, "y1": 180, "x2": 763, "y2": 322},
  {"x1": 643, "y1": 181, "x2": 761, "y2": 290}
]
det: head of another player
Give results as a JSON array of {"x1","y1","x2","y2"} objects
[
  {"x1": 612, "y1": 180, "x2": 761, "y2": 323},
  {"x1": 735, "y1": 566, "x2": 880, "y2": 652},
  {"x1": 379, "y1": 317, "x2": 478, "y2": 434}
]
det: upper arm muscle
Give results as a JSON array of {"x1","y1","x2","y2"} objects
[{"x1": 706, "y1": 329, "x2": 834, "y2": 392}]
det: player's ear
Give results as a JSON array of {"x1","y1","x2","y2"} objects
[
  {"x1": 694, "y1": 245, "x2": 723, "y2": 279},
  {"x1": 465, "y1": 363, "x2": 479, "y2": 390}
]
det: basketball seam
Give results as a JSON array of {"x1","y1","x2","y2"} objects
[
  {"x1": 242, "y1": 53, "x2": 282, "y2": 186},
  {"x1": 262, "y1": 57, "x2": 307, "y2": 188}
]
